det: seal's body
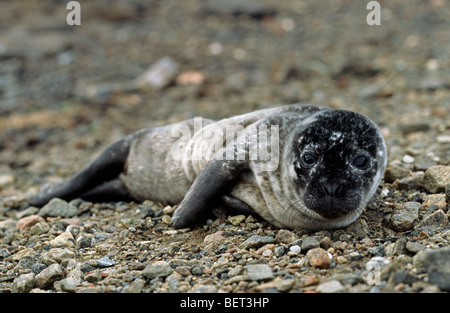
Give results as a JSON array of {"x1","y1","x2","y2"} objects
[{"x1": 30, "y1": 104, "x2": 387, "y2": 230}]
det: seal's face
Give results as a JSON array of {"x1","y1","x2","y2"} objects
[{"x1": 292, "y1": 110, "x2": 385, "y2": 221}]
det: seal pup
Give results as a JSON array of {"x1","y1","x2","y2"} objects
[{"x1": 29, "y1": 104, "x2": 387, "y2": 230}]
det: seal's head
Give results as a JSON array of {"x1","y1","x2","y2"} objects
[{"x1": 290, "y1": 109, "x2": 387, "y2": 228}]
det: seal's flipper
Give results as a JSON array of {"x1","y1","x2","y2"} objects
[
  {"x1": 29, "y1": 138, "x2": 130, "y2": 206},
  {"x1": 172, "y1": 159, "x2": 247, "y2": 228},
  {"x1": 78, "y1": 179, "x2": 132, "y2": 203}
]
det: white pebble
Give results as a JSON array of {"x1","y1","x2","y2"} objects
[
  {"x1": 289, "y1": 245, "x2": 301, "y2": 254},
  {"x1": 402, "y1": 155, "x2": 414, "y2": 163}
]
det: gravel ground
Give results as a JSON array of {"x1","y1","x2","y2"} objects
[{"x1": 0, "y1": 0, "x2": 449, "y2": 294}]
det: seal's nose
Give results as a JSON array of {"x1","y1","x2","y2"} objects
[{"x1": 322, "y1": 183, "x2": 344, "y2": 197}]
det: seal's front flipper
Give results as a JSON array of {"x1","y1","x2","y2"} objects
[
  {"x1": 172, "y1": 159, "x2": 247, "y2": 229},
  {"x1": 29, "y1": 138, "x2": 130, "y2": 207}
]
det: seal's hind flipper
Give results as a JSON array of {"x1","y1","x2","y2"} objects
[
  {"x1": 171, "y1": 159, "x2": 247, "y2": 228},
  {"x1": 29, "y1": 137, "x2": 130, "y2": 206},
  {"x1": 78, "y1": 179, "x2": 132, "y2": 203}
]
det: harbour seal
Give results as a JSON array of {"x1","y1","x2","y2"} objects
[{"x1": 29, "y1": 104, "x2": 387, "y2": 230}]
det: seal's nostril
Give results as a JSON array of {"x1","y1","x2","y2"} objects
[{"x1": 323, "y1": 183, "x2": 344, "y2": 197}]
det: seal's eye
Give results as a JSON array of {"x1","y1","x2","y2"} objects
[
  {"x1": 352, "y1": 155, "x2": 370, "y2": 170},
  {"x1": 301, "y1": 153, "x2": 317, "y2": 168}
]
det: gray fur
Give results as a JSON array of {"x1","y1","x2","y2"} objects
[{"x1": 30, "y1": 104, "x2": 387, "y2": 230}]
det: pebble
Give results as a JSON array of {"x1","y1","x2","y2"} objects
[
  {"x1": 422, "y1": 194, "x2": 447, "y2": 211},
  {"x1": 240, "y1": 235, "x2": 274, "y2": 250},
  {"x1": 245, "y1": 264, "x2": 274, "y2": 281},
  {"x1": 415, "y1": 210, "x2": 448, "y2": 229},
  {"x1": 274, "y1": 229, "x2": 298, "y2": 244},
  {"x1": 301, "y1": 236, "x2": 320, "y2": 252},
  {"x1": 204, "y1": 231, "x2": 228, "y2": 243},
  {"x1": 413, "y1": 247, "x2": 450, "y2": 291},
  {"x1": 16, "y1": 214, "x2": 45, "y2": 232},
  {"x1": 316, "y1": 280, "x2": 344, "y2": 293},
  {"x1": 96, "y1": 256, "x2": 115, "y2": 268},
  {"x1": 289, "y1": 245, "x2": 301, "y2": 254},
  {"x1": 38, "y1": 198, "x2": 78, "y2": 218},
  {"x1": 12, "y1": 273, "x2": 35, "y2": 293},
  {"x1": 49, "y1": 232, "x2": 75, "y2": 248},
  {"x1": 30, "y1": 222, "x2": 50, "y2": 235},
  {"x1": 389, "y1": 202, "x2": 420, "y2": 231},
  {"x1": 345, "y1": 219, "x2": 370, "y2": 237},
  {"x1": 306, "y1": 248, "x2": 331, "y2": 269},
  {"x1": 257, "y1": 277, "x2": 295, "y2": 292},
  {"x1": 405, "y1": 241, "x2": 426, "y2": 254},
  {"x1": 0, "y1": 248, "x2": 11, "y2": 259},
  {"x1": 423, "y1": 165, "x2": 450, "y2": 193},
  {"x1": 34, "y1": 264, "x2": 65, "y2": 289},
  {"x1": 142, "y1": 261, "x2": 173, "y2": 280},
  {"x1": 134, "y1": 57, "x2": 179, "y2": 90},
  {"x1": 228, "y1": 214, "x2": 246, "y2": 226}
]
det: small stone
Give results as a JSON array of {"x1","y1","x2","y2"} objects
[
  {"x1": 12, "y1": 248, "x2": 36, "y2": 262},
  {"x1": 415, "y1": 210, "x2": 448, "y2": 229},
  {"x1": 423, "y1": 166, "x2": 450, "y2": 193},
  {"x1": 274, "y1": 229, "x2": 298, "y2": 244},
  {"x1": 31, "y1": 263, "x2": 47, "y2": 275},
  {"x1": 413, "y1": 247, "x2": 450, "y2": 291},
  {"x1": 289, "y1": 245, "x2": 301, "y2": 254},
  {"x1": 406, "y1": 241, "x2": 426, "y2": 254},
  {"x1": 162, "y1": 215, "x2": 172, "y2": 224},
  {"x1": 96, "y1": 256, "x2": 115, "y2": 268},
  {"x1": 0, "y1": 172, "x2": 14, "y2": 187},
  {"x1": 422, "y1": 194, "x2": 447, "y2": 212},
  {"x1": 228, "y1": 214, "x2": 246, "y2": 226},
  {"x1": 12, "y1": 273, "x2": 35, "y2": 293},
  {"x1": 319, "y1": 237, "x2": 331, "y2": 250},
  {"x1": 139, "y1": 205, "x2": 155, "y2": 218},
  {"x1": 384, "y1": 164, "x2": 412, "y2": 183},
  {"x1": 162, "y1": 205, "x2": 175, "y2": 215},
  {"x1": 402, "y1": 154, "x2": 415, "y2": 164},
  {"x1": 306, "y1": 248, "x2": 331, "y2": 269},
  {"x1": 77, "y1": 237, "x2": 91, "y2": 249},
  {"x1": 388, "y1": 269, "x2": 419, "y2": 285},
  {"x1": 389, "y1": 202, "x2": 420, "y2": 231},
  {"x1": 30, "y1": 222, "x2": 50, "y2": 235},
  {"x1": 134, "y1": 57, "x2": 179, "y2": 90},
  {"x1": 85, "y1": 271, "x2": 102, "y2": 283},
  {"x1": 240, "y1": 235, "x2": 274, "y2": 250},
  {"x1": 274, "y1": 246, "x2": 285, "y2": 257},
  {"x1": 429, "y1": 272, "x2": 450, "y2": 291},
  {"x1": 301, "y1": 236, "x2": 320, "y2": 252},
  {"x1": 143, "y1": 261, "x2": 173, "y2": 279},
  {"x1": 0, "y1": 248, "x2": 11, "y2": 259},
  {"x1": 256, "y1": 244, "x2": 275, "y2": 255},
  {"x1": 245, "y1": 264, "x2": 274, "y2": 281},
  {"x1": 175, "y1": 266, "x2": 191, "y2": 276},
  {"x1": 257, "y1": 277, "x2": 295, "y2": 292},
  {"x1": 49, "y1": 232, "x2": 75, "y2": 248},
  {"x1": 316, "y1": 280, "x2": 344, "y2": 293},
  {"x1": 16, "y1": 215, "x2": 45, "y2": 232},
  {"x1": 301, "y1": 275, "x2": 320, "y2": 287},
  {"x1": 345, "y1": 219, "x2": 370, "y2": 237},
  {"x1": 38, "y1": 198, "x2": 78, "y2": 218},
  {"x1": 47, "y1": 248, "x2": 76, "y2": 263},
  {"x1": 395, "y1": 172, "x2": 424, "y2": 190},
  {"x1": 413, "y1": 247, "x2": 450, "y2": 274},
  {"x1": 34, "y1": 264, "x2": 65, "y2": 289},
  {"x1": 204, "y1": 231, "x2": 228, "y2": 243}
]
